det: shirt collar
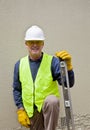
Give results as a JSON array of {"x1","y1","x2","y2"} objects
[{"x1": 29, "y1": 52, "x2": 43, "y2": 62}]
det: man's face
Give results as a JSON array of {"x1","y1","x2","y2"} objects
[{"x1": 25, "y1": 40, "x2": 44, "y2": 60}]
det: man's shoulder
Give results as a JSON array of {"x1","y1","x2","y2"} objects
[
  {"x1": 52, "y1": 55, "x2": 59, "y2": 62},
  {"x1": 43, "y1": 53, "x2": 59, "y2": 62},
  {"x1": 15, "y1": 60, "x2": 20, "y2": 67}
]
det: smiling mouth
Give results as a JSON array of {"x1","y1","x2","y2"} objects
[{"x1": 32, "y1": 47, "x2": 39, "y2": 50}]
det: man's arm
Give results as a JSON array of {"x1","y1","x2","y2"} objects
[
  {"x1": 13, "y1": 60, "x2": 24, "y2": 109},
  {"x1": 51, "y1": 56, "x2": 75, "y2": 87}
]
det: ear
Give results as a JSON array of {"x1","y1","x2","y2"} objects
[
  {"x1": 25, "y1": 42, "x2": 28, "y2": 48},
  {"x1": 42, "y1": 41, "x2": 44, "y2": 45},
  {"x1": 41, "y1": 42, "x2": 44, "y2": 49},
  {"x1": 25, "y1": 41, "x2": 27, "y2": 45}
]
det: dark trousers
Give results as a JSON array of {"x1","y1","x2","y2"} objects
[{"x1": 30, "y1": 95, "x2": 60, "y2": 130}]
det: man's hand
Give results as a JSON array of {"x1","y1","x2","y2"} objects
[
  {"x1": 17, "y1": 109, "x2": 30, "y2": 128},
  {"x1": 55, "y1": 50, "x2": 73, "y2": 70}
]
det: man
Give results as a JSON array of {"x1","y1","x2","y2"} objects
[{"x1": 13, "y1": 25, "x2": 75, "y2": 130}]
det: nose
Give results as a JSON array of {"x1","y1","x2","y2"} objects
[
  {"x1": 32, "y1": 41, "x2": 38, "y2": 45},
  {"x1": 32, "y1": 42, "x2": 38, "y2": 46}
]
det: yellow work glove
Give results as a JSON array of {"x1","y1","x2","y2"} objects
[
  {"x1": 55, "y1": 50, "x2": 73, "y2": 70},
  {"x1": 17, "y1": 109, "x2": 30, "y2": 128}
]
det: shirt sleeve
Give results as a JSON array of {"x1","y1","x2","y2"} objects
[
  {"x1": 51, "y1": 56, "x2": 75, "y2": 87},
  {"x1": 12, "y1": 60, "x2": 23, "y2": 109}
]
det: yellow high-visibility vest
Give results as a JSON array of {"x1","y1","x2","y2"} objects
[{"x1": 19, "y1": 53, "x2": 60, "y2": 117}]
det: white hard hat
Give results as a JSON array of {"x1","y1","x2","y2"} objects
[{"x1": 25, "y1": 25, "x2": 45, "y2": 41}]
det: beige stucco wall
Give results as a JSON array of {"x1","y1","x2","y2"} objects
[{"x1": 0, "y1": 0, "x2": 90, "y2": 129}]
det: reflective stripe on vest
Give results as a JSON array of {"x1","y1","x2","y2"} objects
[{"x1": 19, "y1": 53, "x2": 60, "y2": 117}]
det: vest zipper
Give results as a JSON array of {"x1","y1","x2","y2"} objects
[{"x1": 33, "y1": 82, "x2": 35, "y2": 114}]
